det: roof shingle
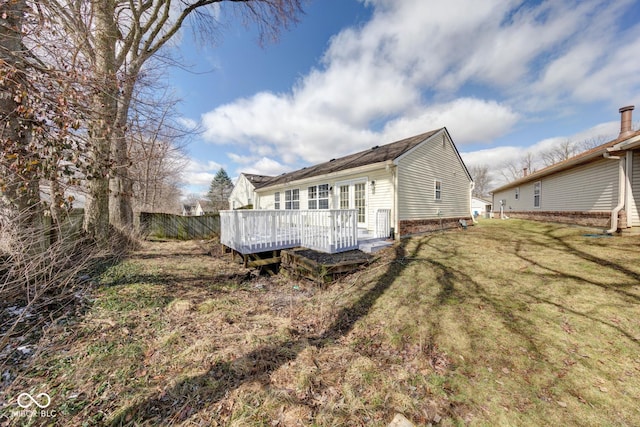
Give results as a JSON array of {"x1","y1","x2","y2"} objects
[{"x1": 252, "y1": 128, "x2": 443, "y2": 189}]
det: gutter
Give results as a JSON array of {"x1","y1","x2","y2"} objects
[
  {"x1": 603, "y1": 152, "x2": 625, "y2": 234},
  {"x1": 607, "y1": 134, "x2": 640, "y2": 153}
]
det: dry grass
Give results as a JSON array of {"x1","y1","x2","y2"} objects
[{"x1": 2, "y1": 220, "x2": 640, "y2": 426}]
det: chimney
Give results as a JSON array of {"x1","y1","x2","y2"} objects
[
  {"x1": 523, "y1": 167, "x2": 528, "y2": 177},
  {"x1": 619, "y1": 105, "x2": 634, "y2": 138}
]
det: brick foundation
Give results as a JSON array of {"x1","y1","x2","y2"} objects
[
  {"x1": 398, "y1": 217, "x2": 472, "y2": 237},
  {"x1": 500, "y1": 210, "x2": 621, "y2": 229}
]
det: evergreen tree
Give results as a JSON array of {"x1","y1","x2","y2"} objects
[{"x1": 207, "y1": 168, "x2": 234, "y2": 210}]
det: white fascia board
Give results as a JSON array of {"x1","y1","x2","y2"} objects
[{"x1": 607, "y1": 134, "x2": 640, "y2": 152}]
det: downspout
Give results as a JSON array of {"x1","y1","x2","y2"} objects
[
  {"x1": 469, "y1": 181, "x2": 478, "y2": 224},
  {"x1": 603, "y1": 152, "x2": 625, "y2": 234},
  {"x1": 390, "y1": 163, "x2": 398, "y2": 239}
]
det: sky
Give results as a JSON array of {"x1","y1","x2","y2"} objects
[{"x1": 166, "y1": 0, "x2": 640, "y2": 196}]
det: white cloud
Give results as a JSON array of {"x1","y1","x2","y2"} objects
[
  {"x1": 238, "y1": 157, "x2": 290, "y2": 176},
  {"x1": 182, "y1": 158, "x2": 224, "y2": 187},
  {"x1": 382, "y1": 98, "x2": 519, "y2": 145},
  {"x1": 177, "y1": 117, "x2": 199, "y2": 131},
  {"x1": 199, "y1": 0, "x2": 640, "y2": 172}
]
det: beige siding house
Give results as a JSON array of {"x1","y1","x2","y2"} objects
[
  {"x1": 240, "y1": 127, "x2": 473, "y2": 238},
  {"x1": 492, "y1": 106, "x2": 640, "y2": 232},
  {"x1": 228, "y1": 173, "x2": 270, "y2": 209}
]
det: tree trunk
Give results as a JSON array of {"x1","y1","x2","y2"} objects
[
  {"x1": 83, "y1": 0, "x2": 118, "y2": 240},
  {"x1": 0, "y1": 0, "x2": 42, "y2": 220},
  {"x1": 108, "y1": 58, "x2": 138, "y2": 229},
  {"x1": 109, "y1": 124, "x2": 134, "y2": 228}
]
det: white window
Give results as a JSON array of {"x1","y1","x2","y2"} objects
[
  {"x1": 434, "y1": 180, "x2": 442, "y2": 200},
  {"x1": 308, "y1": 184, "x2": 329, "y2": 209},
  {"x1": 339, "y1": 185, "x2": 349, "y2": 209},
  {"x1": 533, "y1": 182, "x2": 541, "y2": 208},
  {"x1": 515, "y1": 187, "x2": 520, "y2": 200},
  {"x1": 274, "y1": 192, "x2": 280, "y2": 210},
  {"x1": 354, "y1": 182, "x2": 366, "y2": 223},
  {"x1": 285, "y1": 189, "x2": 299, "y2": 210}
]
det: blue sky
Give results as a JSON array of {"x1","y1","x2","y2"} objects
[{"x1": 167, "y1": 0, "x2": 640, "y2": 195}]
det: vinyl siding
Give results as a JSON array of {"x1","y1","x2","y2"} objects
[
  {"x1": 493, "y1": 159, "x2": 619, "y2": 212},
  {"x1": 255, "y1": 167, "x2": 394, "y2": 232},
  {"x1": 630, "y1": 150, "x2": 640, "y2": 226},
  {"x1": 396, "y1": 132, "x2": 471, "y2": 220},
  {"x1": 229, "y1": 175, "x2": 256, "y2": 209}
]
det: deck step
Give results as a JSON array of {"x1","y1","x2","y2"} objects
[{"x1": 359, "y1": 239, "x2": 393, "y2": 254}]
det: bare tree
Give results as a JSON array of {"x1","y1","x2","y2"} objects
[
  {"x1": 469, "y1": 164, "x2": 491, "y2": 198},
  {"x1": 539, "y1": 134, "x2": 614, "y2": 167},
  {"x1": 499, "y1": 152, "x2": 537, "y2": 183},
  {"x1": 539, "y1": 139, "x2": 575, "y2": 167},
  {"x1": 1, "y1": 1, "x2": 90, "y2": 239},
  {"x1": 42, "y1": 0, "x2": 302, "y2": 240},
  {"x1": 128, "y1": 91, "x2": 191, "y2": 214},
  {"x1": 0, "y1": 0, "x2": 40, "y2": 222}
]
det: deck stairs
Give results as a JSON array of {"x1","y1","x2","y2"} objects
[{"x1": 357, "y1": 228, "x2": 393, "y2": 254}]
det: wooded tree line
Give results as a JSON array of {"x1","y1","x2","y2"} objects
[{"x1": 1, "y1": 0, "x2": 301, "y2": 242}]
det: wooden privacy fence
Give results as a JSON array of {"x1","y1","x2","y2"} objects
[{"x1": 140, "y1": 212, "x2": 220, "y2": 239}]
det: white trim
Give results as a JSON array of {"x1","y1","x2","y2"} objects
[
  {"x1": 533, "y1": 181, "x2": 541, "y2": 208},
  {"x1": 434, "y1": 179, "x2": 442, "y2": 201},
  {"x1": 334, "y1": 177, "x2": 368, "y2": 227}
]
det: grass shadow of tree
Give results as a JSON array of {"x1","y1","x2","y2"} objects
[{"x1": 109, "y1": 240, "x2": 414, "y2": 425}]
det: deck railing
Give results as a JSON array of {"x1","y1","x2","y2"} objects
[
  {"x1": 220, "y1": 209, "x2": 358, "y2": 254},
  {"x1": 375, "y1": 209, "x2": 392, "y2": 238}
]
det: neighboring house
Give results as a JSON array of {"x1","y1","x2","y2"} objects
[
  {"x1": 229, "y1": 173, "x2": 272, "y2": 209},
  {"x1": 491, "y1": 106, "x2": 640, "y2": 232},
  {"x1": 182, "y1": 204, "x2": 196, "y2": 216},
  {"x1": 250, "y1": 127, "x2": 473, "y2": 237},
  {"x1": 194, "y1": 199, "x2": 216, "y2": 216},
  {"x1": 471, "y1": 197, "x2": 492, "y2": 218}
]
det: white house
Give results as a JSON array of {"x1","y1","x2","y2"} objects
[
  {"x1": 491, "y1": 106, "x2": 640, "y2": 232},
  {"x1": 222, "y1": 128, "x2": 473, "y2": 254},
  {"x1": 471, "y1": 197, "x2": 492, "y2": 219},
  {"x1": 228, "y1": 174, "x2": 271, "y2": 209},
  {"x1": 194, "y1": 199, "x2": 216, "y2": 216}
]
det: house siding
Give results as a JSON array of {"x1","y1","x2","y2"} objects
[
  {"x1": 396, "y1": 132, "x2": 471, "y2": 221},
  {"x1": 492, "y1": 158, "x2": 620, "y2": 228},
  {"x1": 229, "y1": 175, "x2": 256, "y2": 209},
  {"x1": 493, "y1": 159, "x2": 619, "y2": 212},
  {"x1": 255, "y1": 167, "x2": 394, "y2": 233}
]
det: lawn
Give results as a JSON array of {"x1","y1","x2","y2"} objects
[{"x1": 2, "y1": 219, "x2": 639, "y2": 426}]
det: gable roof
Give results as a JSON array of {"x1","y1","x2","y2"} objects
[
  {"x1": 491, "y1": 128, "x2": 640, "y2": 193},
  {"x1": 242, "y1": 174, "x2": 273, "y2": 187},
  {"x1": 197, "y1": 199, "x2": 216, "y2": 212},
  {"x1": 254, "y1": 128, "x2": 443, "y2": 189}
]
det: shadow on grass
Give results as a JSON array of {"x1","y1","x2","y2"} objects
[
  {"x1": 513, "y1": 229, "x2": 640, "y2": 303},
  {"x1": 402, "y1": 234, "x2": 546, "y2": 356},
  {"x1": 109, "y1": 240, "x2": 415, "y2": 425},
  {"x1": 526, "y1": 293, "x2": 639, "y2": 345}
]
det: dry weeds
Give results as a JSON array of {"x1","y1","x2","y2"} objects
[{"x1": 2, "y1": 220, "x2": 639, "y2": 426}]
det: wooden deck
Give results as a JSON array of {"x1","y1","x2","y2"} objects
[{"x1": 220, "y1": 209, "x2": 360, "y2": 255}]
